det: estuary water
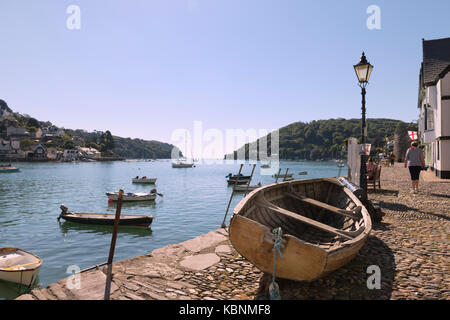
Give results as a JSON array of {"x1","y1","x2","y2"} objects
[{"x1": 0, "y1": 159, "x2": 346, "y2": 299}]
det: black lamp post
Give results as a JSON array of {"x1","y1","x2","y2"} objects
[{"x1": 353, "y1": 52, "x2": 373, "y2": 195}]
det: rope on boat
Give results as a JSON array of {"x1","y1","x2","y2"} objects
[{"x1": 269, "y1": 227, "x2": 284, "y2": 300}]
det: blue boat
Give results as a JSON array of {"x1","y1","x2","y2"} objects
[{"x1": 0, "y1": 165, "x2": 19, "y2": 173}]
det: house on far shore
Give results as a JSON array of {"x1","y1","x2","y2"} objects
[
  {"x1": 77, "y1": 147, "x2": 101, "y2": 159},
  {"x1": 47, "y1": 148, "x2": 62, "y2": 160},
  {"x1": 32, "y1": 144, "x2": 47, "y2": 159},
  {"x1": 63, "y1": 149, "x2": 78, "y2": 161},
  {"x1": 418, "y1": 37, "x2": 450, "y2": 179},
  {"x1": 6, "y1": 126, "x2": 30, "y2": 139}
]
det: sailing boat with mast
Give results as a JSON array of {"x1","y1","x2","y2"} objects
[{"x1": 172, "y1": 130, "x2": 195, "y2": 168}]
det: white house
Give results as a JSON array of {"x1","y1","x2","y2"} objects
[
  {"x1": 418, "y1": 37, "x2": 450, "y2": 179},
  {"x1": 63, "y1": 149, "x2": 78, "y2": 161},
  {"x1": 77, "y1": 147, "x2": 101, "y2": 159}
]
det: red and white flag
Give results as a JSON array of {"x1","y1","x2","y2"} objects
[{"x1": 408, "y1": 131, "x2": 417, "y2": 140}]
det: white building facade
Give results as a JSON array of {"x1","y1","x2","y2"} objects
[{"x1": 418, "y1": 38, "x2": 450, "y2": 179}]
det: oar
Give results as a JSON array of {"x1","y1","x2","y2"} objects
[
  {"x1": 2, "y1": 261, "x2": 41, "y2": 271},
  {"x1": 150, "y1": 188, "x2": 164, "y2": 197}
]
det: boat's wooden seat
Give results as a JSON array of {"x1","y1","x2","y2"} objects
[
  {"x1": 256, "y1": 195, "x2": 363, "y2": 240},
  {"x1": 285, "y1": 192, "x2": 361, "y2": 220}
]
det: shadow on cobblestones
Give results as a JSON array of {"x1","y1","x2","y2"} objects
[
  {"x1": 256, "y1": 234, "x2": 395, "y2": 300},
  {"x1": 377, "y1": 201, "x2": 450, "y2": 221}
]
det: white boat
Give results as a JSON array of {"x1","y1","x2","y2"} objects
[
  {"x1": 132, "y1": 176, "x2": 157, "y2": 184},
  {"x1": 172, "y1": 162, "x2": 194, "y2": 168},
  {"x1": 234, "y1": 183, "x2": 262, "y2": 192},
  {"x1": 106, "y1": 189, "x2": 162, "y2": 202},
  {"x1": 0, "y1": 247, "x2": 42, "y2": 286}
]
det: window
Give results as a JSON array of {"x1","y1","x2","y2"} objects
[{"x1": 437, "y1": 140, "x2": 440, "y2": 161}]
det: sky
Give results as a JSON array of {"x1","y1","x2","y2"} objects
[{"x1": 0, "y1": 0, "x2": 449, "y2": 156}]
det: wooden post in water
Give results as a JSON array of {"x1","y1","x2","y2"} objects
[
  {"x1": 221, "y1": 163, "x2": 244, "y2": 228},
  {"x1": 275, "y1": 168, "x2": 282, "y2": 183},
  {"x1": 104, "y1": 189, "x2": 123, "y2": 300},
  {"x1": 282, "y1": 168, "x2": 290, "y2": 182},
  {"x1": 244, "y1": 164, "x2": 257, "y2": 197}
]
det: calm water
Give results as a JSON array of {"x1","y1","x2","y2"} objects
[{"x1": 0, "y1": 159, "x2": 346, "y2": 299}]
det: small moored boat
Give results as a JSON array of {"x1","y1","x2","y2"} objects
[
  {"x1": 233, "y1": 183, "x2": 262, "y2": 192},
  {"x1": 0, "y1": 164, "x2": 19, "y2": 173},
  {"x1": 58, "y1": 205, "x2": 154, "y2": 227},
  {"x1": 132, "y1": 176, "x2": 157, "y2": 184},
  {"x1": 172, "y1": 160, "x2": 194, "y2": 168},
  {"x1": 272, "y1": 173, "x2": 293, "y2": 179},
  {"x1": 0, "y1": 247, "x2": 42, "y2": 286},
  {"x1": 106, "y1": 189, "x2": 162, "y2": 202},
  {"x1": 228, "y1": 177, "x2": 371, "y2": 282},
  {"x1": 298, "y1": 171, "x2": 308, "y2": 175}
]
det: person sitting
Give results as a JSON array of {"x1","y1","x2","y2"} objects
[
  {"x1": 389, "y1": 153, "x2": 396, "y2": 166},
  {"x1": 367, "y1": 157, "x2": 377, "y2": 180},
  {"x1": 135, "y1": 176, "x2": 139, "y2": 179},
  {"x1": 142, "y1": 176, "x2": 147, "y2": 179}
]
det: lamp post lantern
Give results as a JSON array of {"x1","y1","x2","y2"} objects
[{"x1": 353, "y1": 52, "x2": 373, "y2": 195}]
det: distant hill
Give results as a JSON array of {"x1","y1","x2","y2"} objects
[
  {"x1": 0, "y1": 99, "x2": 13, "y2": 113},
  {"x1": 226, "y1": 118, "x2": 417, "y2": 160},
  {"x1": 1, "y1": 100, "x2": 177, "y2": 159},
  {"x1": 113, "y1": 136, "x2": 174, "y2": 159},
  {"x1": 64, "y1": 129, "x2": 176, "y2": 159}
]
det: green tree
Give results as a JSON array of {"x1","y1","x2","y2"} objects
[
  {"x1": 64, "y1": 140, "x2": 76, "y2": 150},
  {"x1": 20, "y1": 139, "x2": 34, "y2": 150},
  {"x1": 27, "y1": 117, "x2": 40, "y2": 128}
]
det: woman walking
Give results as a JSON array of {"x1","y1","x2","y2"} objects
[{"x1": 404, "y1": 141, "x2": 425, "y2": 194}]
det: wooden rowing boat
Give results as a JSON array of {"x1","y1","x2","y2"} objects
[
  {"x1": 0, "y1": 248, "x2": 42, "y2": 286},
  {"x1": 58, "y1": 205, "x2": 154, "y2": 227},
  {"x1": 132, "y1": 177, "x2": 157, "y2": 184},
  {"x1": 233, "y1": 183, "x2": 262, "y2": 192},
  {"x1": 272, "y1": 173, "x2": 293, "y2": 178},
  {"x1": 228, "y1": 177, "x2": 372, "y2": 282},
  {"x1": 106, "y1": 189, "x2": 162, "y2": 202},
  {"x1": 227, "y1": 179, "x2": 250, "y2": 185}
]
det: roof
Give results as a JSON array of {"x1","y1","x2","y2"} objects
[{"x1": 422, "y1": 37, "x2": 450, "y2": 86}]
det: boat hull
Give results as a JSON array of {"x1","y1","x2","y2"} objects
[
  {"x1": 172, "y1": 163, "x2": 194, "y2": 168},
  {"x1": 106, "y1": 192, "x2": 157, "y2": 201},
  {"x1": 227, "y1": 179, "x2": 249, "y2": 185},
  {"x1": 228, "y1": 177, "x2": 371, "y2": 282},
  {"x1": 132, "y1": 178, "x2": 157, "y2": 184},
  {"x1": 233, "y1": 185, "x2": 261, "y2": 192},
  {"x1": 0, "y1": 248, "x2": 42, "y2": 286},
  {"x1": 0, "y1": 167, "x2": 19, "y2": 173},
  {"x1": 60, "y1": 213, "x2": 154, "y2": 227}
]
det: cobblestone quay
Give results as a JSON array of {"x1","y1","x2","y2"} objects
[{"x1": 16, "y1": 164, "x2": 449, "y2": 300}]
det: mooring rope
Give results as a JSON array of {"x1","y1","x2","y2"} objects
[{"x1": 269, "y1": 227, "x2": 284, "y2": 300}]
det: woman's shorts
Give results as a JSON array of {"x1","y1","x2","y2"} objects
[{"x1": 408, "y1": 166, "x2": 422, "y2": 181}]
